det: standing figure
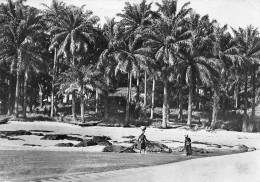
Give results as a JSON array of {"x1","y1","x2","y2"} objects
[
  {"x1": 184, "y1": 135, "x2": 192, "y2": 156},
  {"x1": 138, "y1": 126, "x2": 151, "y2": 154}
]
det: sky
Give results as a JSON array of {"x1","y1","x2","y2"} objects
[{"x1": 0, "y1": 0, "x2": 260, "y2": 29}]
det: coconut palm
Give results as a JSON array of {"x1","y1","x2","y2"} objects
[
  {"x1": 0, "y1": 0, "x2": 43, "y2": 117},
  {"x1": 114, "y1": 34, "x2": 153, "y2": 123},
  {"x1": 97, "y1": 18, "x2": 122, "y2": 120},
  {"x1": 142, "y1": 1, "x2": 191, "y2": 128},
  {"x1": 117, "y1": 0, "x2": 158, "y2": 105},
  {"x1": 42, "y1": 0, "x2": 67, "y2": 117},
  {"x1": 209, "y1": 24, "x2": 240, "y2": 129},
  {"x1": 49, "y1": 5, "x2": 99, "y2": 121},
  {"x1": 58, "y1": 62, "x2": 106, "y2": 122},
  {"x1": 232, "y1": 25, "x2": 260, "y2": 132},
  {"x1": 179, "y1": 13, "x2": 219, "y2": 126}
]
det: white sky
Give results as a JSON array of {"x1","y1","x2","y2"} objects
[{"x1": 0, "y1": 0, "x2": 260, "y2": 29}]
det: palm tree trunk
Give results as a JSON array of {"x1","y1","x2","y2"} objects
[
  {"x1": 162, "y1": 77, "x2": 168, "y2": 128},
  {"x1": 23, "y1": 71, "x2": 28, "y2": 118},
  {"x1": 178, "y1": 85, "x2": 183, "y2": 122},
  {"x1": 80, "y1": 84, "x2": 84, "y2": 122},
  {"x1": 14, "y1": 48, "x2": 22, "y2": 118},
  {"x1": 242, "y1": 68, "x2": 248, "y2": 132},
  {"x1": 150, "y1": 76, "x2": 155, "y2": 119},
  {"x1": 95, "y1": 91, "x2": 99, "y2": 113},
  {"x1": 251, "y1": 67, "x2": 256, "y2": 122},
  {"x1": 211, "y1": 86, "x2": 219, "y2": 129},
  {"x1": 51, "y1": 48, "x2": 57, "y2": 117},
  {"x1": 72, "y1": 90, "x2": 77, "y2": 121},
  {"x1": 187, "y1": 84, "x2": 193, "y2": 126},
  {"x1": 104, "y1": 95, "x2": 108, "y2": 120},
  {"x1": 144, "y1": 71, "x2": 147, "y2": 108},
  {"x1": 234, "y1": 82, "x2": 240, "y2": 109},
  {"x1": 136, "y1": 67, "x2": 140, "y2": 103},
  {"x1": 72, "y1": 56, "x2": 77, "y2": 121},
  {"x1": 125, "y1": 71, "x2": 131, "y2": 123},
  {"x1": 7, "y1": 74, "x2": 14, "y2": 116}
]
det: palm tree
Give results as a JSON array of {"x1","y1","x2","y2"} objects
[
  {"x1": 20, "y1": 39, "x2": 46, "y2": 118},
  {"x1": 97, "y1": 18, "x2": 121, "y2": 120},
  {"x1": 58, "y1": 63, "x2": 106, "y2": 122},
  {"x1": 117, "y1": 0, "x2": 157, "y2": 106},
  {"x1": 209, "y1": 24, "x2": 239, "y2": 129},
  {"x1": 232, "y1": 25, "x2": 260, "y2": 132},
  {"x1": 0, "y1": 0, "x2": 43, "y2": 117},
  {"x1": 143, "y1": 1, "x2": 191, "y2": 128},
  {"x1": 180, "y1": 13, "x2": 219, "y2": 126},
  {"x1": 42, "y1": 0, "x2": 67, "y2": 117},
  {"x1": 114, "y1": 34, "x2": 152, "y2": 123},
  {"x1": 49, "y1": 5, "x2": 99, "y2": 121}
]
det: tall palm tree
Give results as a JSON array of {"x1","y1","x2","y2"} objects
[
  {"x1": 143, "y1": 1, "x2": 191, "y2": 128},
  {"x1": 49, "y1": 5, "x2": 99, "y2": 121},
  {"x1": 117, "y1": 0, "x2": 157, "y2": 106},
  {"x1": 20, "y1": 40, "x2": 46, "y2": 118},
  {"x1": 97, "y1": 18, "x2": 121, "y2": 120},
  {"x1": 232, "y1": 25, "x2": 260, "y2": 132},
  {"x1": 114, "y1": 34, "x2": 153, "y2": 123},
  {"x1": 0, "y1": 0, "x2": 43, "y2": 117},
  {"x1": 42, "y1": 0, "x2": 67, "y2": 117},
  {"x1": 180, "y1": 13, "x2": 219, "y2": 126},
  {"x1": 210, "y1": 24, "x2": 239, "y2": 129}
]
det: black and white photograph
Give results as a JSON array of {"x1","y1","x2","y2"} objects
[{"x1": 0, "y1": 0, "x2": 259, "y2": 181}]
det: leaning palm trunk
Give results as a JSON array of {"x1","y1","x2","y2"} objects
[
  {"x1": 162, "y1": 78, "x2": 168, "y2": 128},
  {"x1": 178, "y1": 85, "x2": 183, "y2": 122},
  {"x1": 15, "y1": 48, "x2": 22, "y2": 118},
  {"x1": 187, "y1": 84, "x2": 193, "y2": 126},
  {"x1": 242, "y1": 69, "x2": 248, "y2": 132},
  {"x1": 51, "y1": 48, "x2": 57, "y2": 117},
  {"x1": 125, "y1": 71, "x2": 131, "y2": 123},
  {"x1": 80, "y1": 84, "x2": 84, "y2": 122},
  {"x1": 150, "y1": 76, "x2": 155, "y2": 119},
  {"x1": 23, "y1": 71, "x2": 28, "y2": 118},
  {"x1": 211, "y1": 86, "x2": 220, "y2": 129}
]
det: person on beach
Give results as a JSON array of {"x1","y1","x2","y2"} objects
[
  {"x1": 138, "y1": 126, "x2": 151, "y2": 154},
  {"x1": 184, "y1": 135, "x2": 192, "y2": 156}
]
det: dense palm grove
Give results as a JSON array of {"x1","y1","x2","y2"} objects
[{"x1": 0, "y1": 0, "x2": 260, "y2": 132}]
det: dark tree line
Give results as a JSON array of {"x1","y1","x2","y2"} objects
[{"x1": 0, "y1": 0, "x2": 260, "y2": 132}]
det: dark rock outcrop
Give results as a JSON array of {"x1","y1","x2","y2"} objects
[
  {"x1": 98, "y1": 141, "x2": 112, "y2": 146},
  {"x1": 23, "y1": 144, "x2": 41, "y2": 147},
  {"x1": 75, "y1": 136, "x2": 112, "y2": 147},
  {"x1": 122, "y1": 135, "x2": 135, "y2": 139},
  {"x1": 41, "y1": 134, "x2": 83, "y2": 141},
  {"x1": 102, "y1": 145, "x2": 136, "y2": 153},
  {"x1": 55, "y1": 143, "x2": 74, "y2": 147},
  {"x1": 92, "y1": 136, "x2": 111, "y2": 143},
  {"x1": 0, "y1": 130, "x2": 32, "y2": 136},
  {"x1": 134, "y1": 142, "x2": 172, "y2": 153},
  {"x1": 74, "y1": 139, "x2": 98, "y2": 147}
]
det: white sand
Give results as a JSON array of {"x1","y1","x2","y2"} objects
[
  {"x1": 0, "y1": 121, "x2": 260, "y2": 181},
  {"x1": 0, "y1": 121, "x2": 260, "y2": 151}
]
